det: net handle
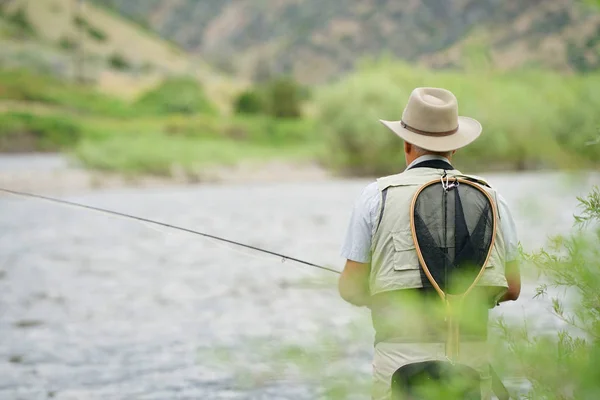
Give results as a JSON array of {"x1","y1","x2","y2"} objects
[{"x1": 409, "y1": 177, "x2": 499, "y2": 301}]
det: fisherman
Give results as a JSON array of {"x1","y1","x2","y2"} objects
[{"x1": 338, "y1": 87, "x2": 521, "y2": 400}]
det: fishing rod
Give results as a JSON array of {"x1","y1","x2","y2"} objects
[{"x1": 0, "y1": 187, "x2": 341, "y2": 275}]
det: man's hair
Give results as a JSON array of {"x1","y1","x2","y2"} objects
[{"x1": 413, "y1": 145, "x2": 453, "y2": 159}]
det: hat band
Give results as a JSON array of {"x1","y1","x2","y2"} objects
[{"x1": 401, "y1": 121, "x2": 459, "y2": 137}]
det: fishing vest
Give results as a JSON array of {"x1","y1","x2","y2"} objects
[{"x1": 370, "y1": 165, "x2": 508, "y2": 299}]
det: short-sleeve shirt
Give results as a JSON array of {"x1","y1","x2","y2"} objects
[{"x1": 340, "y1": 155, "x2": 519, "y2": 263}]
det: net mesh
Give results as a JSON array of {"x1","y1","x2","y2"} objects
[{"x1": 412, "y1": 180, "x2": 494, "y2": 296}]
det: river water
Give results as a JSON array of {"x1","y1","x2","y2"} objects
[{"x1": 0, "y1": 156, "x2": 598, "y2": 400}]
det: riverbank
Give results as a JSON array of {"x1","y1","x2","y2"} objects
[{"x1": 0, "y1": 153, "x2": 332, "y2": 194}]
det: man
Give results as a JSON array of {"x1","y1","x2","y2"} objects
[{"x1": 338, "y1": 87, "x2": 521, "y2": 400}]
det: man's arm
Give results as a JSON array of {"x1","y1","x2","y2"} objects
[
  {"x1": 338, "y1": 182, "x2": 380, "y2": 307},
  {"x1": 499, "y1": 260, "x2": 520, "y2": 302},
  {"x1": 497, "y1": 193, "x2": 521, "y2": 303},
  {"x1": 338, "y1": 260, "x2": 371, "y2": 307}
]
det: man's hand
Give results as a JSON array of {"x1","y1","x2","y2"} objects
[{"x1": 338, "y1": 259, "x2": 371, "y2": 307}]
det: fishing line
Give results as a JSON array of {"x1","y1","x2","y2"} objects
[{"x1": 0, "y1": 187, "x2": 341, "y2": 275}]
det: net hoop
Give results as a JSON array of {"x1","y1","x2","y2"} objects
[{"x1": 409, "y1": 177, "x2": 498, "y2": 302}]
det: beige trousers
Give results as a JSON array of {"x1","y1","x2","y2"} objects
[{"x1": 371, "y1": 341, "x2": 492, "y2": 400}]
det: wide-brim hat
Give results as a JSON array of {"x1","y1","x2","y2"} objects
[{"x1": 379, "y1": 87, "x2": 482, "y2": 152}]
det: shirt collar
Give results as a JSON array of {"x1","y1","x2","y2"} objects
[{"x1": 405, "y1": 154, "x2": 451, "y2": 170}]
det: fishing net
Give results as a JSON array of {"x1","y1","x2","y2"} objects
[{"x1": 411, "y1": 177, "x2": 495, "y2": 298}]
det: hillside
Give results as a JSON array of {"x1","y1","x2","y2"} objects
[
  {"x1": 0, "y1": 0, "x2": 243, "y2": 108},
  {"x1": 91, "y1": 0, "x2": 600, "y2": 83}
]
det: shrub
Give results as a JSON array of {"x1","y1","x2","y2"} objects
[
  {"x1": 0, "y1": 112, "x2": 82, "y2": 152},
  {"x1": 135, "y1": 76, "x2": 216, "y2": 115},
  {"x1": 87, "y1": 25, "x2": 107, "y2": 42},
  {"x1": 58, "y1": 36, "x2": 76, "y2": 50},
  {"x1": 267, "y1": 77, "x2": 303, "y2": 119},
  {"x1": 234, "y1": 77, "x2": 304, "y2": 119},
  {"x1": 108, "y1": 52, "x2": 130, "y2": 71},
  {"x1": 6, "y1": 7, "x2": 36, "y2": 37},
  {"x1": 234, "y1": 89, "x2": 266, "y2": 115},
  {"x1": 495, "y1": 186, "x2": 600, "y2": 399}
]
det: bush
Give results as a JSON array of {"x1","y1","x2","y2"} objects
[
  {"x1": 495, "y1": 186, "x2": 600, "y2": 399},
  {"x1": 6, "y1": 7, "x2": 36, "y2": 37},
  {"x1": 87, "y1": 25, "x2": 107, "y2": 42},
  {"x1": 234, "y1": 89, "x2": 266, "y2": 115},
  {"x1": 0, "y1": 112, "x2": 82, "y2": 152},
  {"x1": 267, "y1": 77, "x2": 303, "y2": 119},
  {"x1": 233, "y1": 77, "x2": 304, "y2": 119},
  {"x1": 316, "y1": 60, "x2": 600, "y2": 175},
  {"x1": 135, "y1": 76, "x2": 216, "y2": 115},
  {"x1": 58, "y1": 36, "x2": 76, "y2": 50},
  {"x1": 108, "y1": 52, "x2": 130, "y2": 71}
]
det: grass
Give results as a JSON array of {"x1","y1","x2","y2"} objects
[
  {"x1": 0, "y1": 111, "x2": 82, "y2": 151},
  {"x1": 0, "y1": 69, "x2": 134, "y2": 117},
  {"x1": 73, "y1": 133, "x2": 321, "y2": 178}
]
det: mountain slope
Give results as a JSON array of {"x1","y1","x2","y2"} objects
[
  {"x1": 1, "y1": 0, "x2": 243, "y2": 107},
  {"x1": 93, "y1": 0, "x2": 600, "y2": 83}
]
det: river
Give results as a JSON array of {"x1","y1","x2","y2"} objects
[{"x1": 0, "y1": 155, "x2": 598, "y2": 399}]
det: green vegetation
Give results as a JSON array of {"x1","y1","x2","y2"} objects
[
  {"x1": 494, "y1": 186, "x2": 600, "y2": 399},
  {"x1": 5, "y1": 7, "x2": 36, "y2": 38},
  {"x1": 2, "y1": 61, "x2": 600, "y2": 178},
  {"x1": 0, "y1": 112, "x2": 82, "y2": 152},
  {"x1": 234, "y1": 77, "x2": 304, "y2": 119},
  {"x1": 234, "y1": 90, "x2": 265, "y2": 115},
  {"x1": 73, "y1": 116, "x2": 320, "y2": 177},
  {"x1": 107, "y1": 52, "x2": 130, "y2": 71},
  {"x1": 73, "y1": 14, "x2": 108, "y2": 42},
  {"x1": 0, "y1": 69, "x2": 133, "y2": 117},
  {"x1": 0, "y1": 68, "x2": 321, "y2": 177},
  {"x1": 317, "y1": 60, "x2": 600, "y2": 175},
  {"x1": 135, "y1": 77, "x2": 217, "y2": 115},
  {"x1": 58, "y1": 35, "x2": 76, "y2": 50}
]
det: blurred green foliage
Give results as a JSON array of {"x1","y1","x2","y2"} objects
[
  {"x1": 58, "y1": 36, "x2": 76, "y2": 50},
  {"x1": 107, "y1": 52, "x2": 130, "y2": 71},
  {"x1": 316, "y1": 60, "x2": 600, "y2": 175},
  {"x1": 234, "y1": 89, "x2": 265, "y2": 115},
  {"x1": 5, "y1": 7, "x2": 36, "y2": 38},
  {"x1": 268, "y1": 77, "x2": 303, "y2": 119},
  {"x1": 2, "y1": 62, "x2": 600, "y2": 179},
  {"x1": 0, "y1": 112, "x2": 82, "y2": 151},
  {"x1": 0, "y1": 69, "x2": 133, "y2": 117},
  {"x1": 234, "y1": 77, "x2": 304, "y2": 119},
  {"x1": 135, "y1": 76, "x2": 217, "y2": 115},
  {"x1": 494, "y1": 186, "x2": 600, "y2": 399},
  {"x1": 73, "y1": 15, "x2": 108, "y2": 42}
]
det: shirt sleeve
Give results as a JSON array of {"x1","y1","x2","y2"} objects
[
  {"x1": 340, "y1": 182, "x2": 381, "y2": 263},
  {"x1": 497, "y1": 193, "x2": 519, "y2": 262}
]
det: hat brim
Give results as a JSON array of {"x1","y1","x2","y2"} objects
[{"x1": 379, "y1": 116, "x2": 482, "y2": 152}]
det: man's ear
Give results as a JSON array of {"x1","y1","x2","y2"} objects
[{"x1": 404, "y1": 141, "x2": 411, "y2": 154}]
